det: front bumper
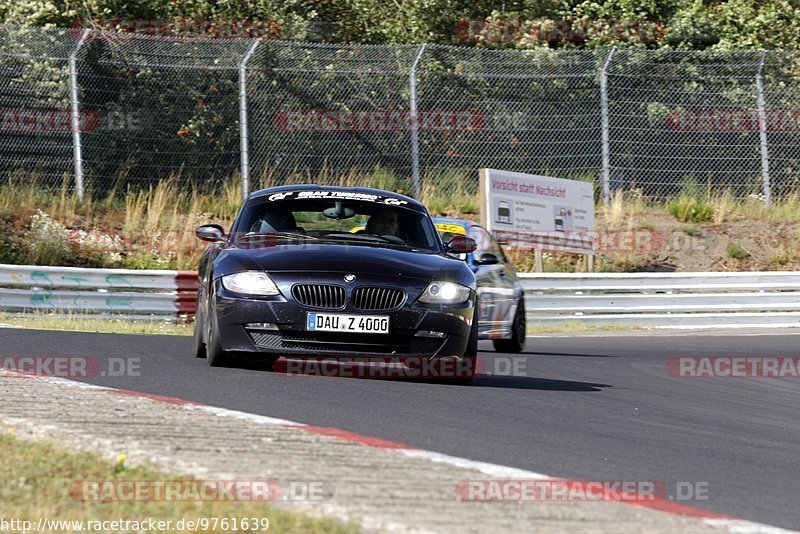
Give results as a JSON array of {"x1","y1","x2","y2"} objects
[{"x1": 213, "y1": 279, "x2": 475, "y2": 359}]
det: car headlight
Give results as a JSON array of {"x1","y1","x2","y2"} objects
[
  {"x1": 419, "y1": 281, "x2": 471, "y2": 304},
  {"x1": 221, "y1": 272, "x2": 280, "y2": 296}
]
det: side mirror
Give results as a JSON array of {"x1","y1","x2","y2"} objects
[
  {"x1": 196, "y1": 224, "x2": 226, "y2": 243},
  {"x1": 474, "y1": 252, "x2": 500, "y2": 265},
  {"x1": 446, "y1": 235, "x2": 477, "y2": 254}
]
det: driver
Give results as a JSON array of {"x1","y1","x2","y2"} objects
[
  {"x1": 366, "y1": 210, "x2": 400, "y2": 236},
  {"x1": 249, "y1": 208, "x2": 300, "y2": 234}
]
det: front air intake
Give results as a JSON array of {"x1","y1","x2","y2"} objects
[
  {"x1": 291, "y1": 284, "x2": 346, "y2": 309},
  {"x1": 352, "y1": 287, "x2": 405, "y2": 311}
]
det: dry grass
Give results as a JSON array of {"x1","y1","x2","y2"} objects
[
  {"x1": 733, "y1": 191, "x2": 800, "y2": 221},
  {"x1": 0, "y1": 174, "x2": 239, "y2": 270},
  {"x1": 419, "y1": 170, "x2": 478, "y2": 216},
  {"x1": 5, "y1": 170, "x2": 800, "y2": 271},
  {"x1": 605, "y1": 190, "x2": 626, "y2": 227},
  {"x1": 713, "y1": 190, "x2": 733, "y2": 224},
  {"x1": 597, "y1": 189, "x2": 800, "y2": 228},
  {"x1": 0, "y1": 167, "x2": 430, "y2": 269},
  {"x1": 601, "y1": 189, "x2": 650, "y2": 229}
]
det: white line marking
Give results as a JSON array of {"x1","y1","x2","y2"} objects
[
  {"x1": 399, "y1": 449, "x2": 554, "y2": 480},
  {"x1": 703, "y1": 518, "x2": 796, "y2": 534},
  {"x1": 525, "y1": 331, "x2": 800, "y2": 339},
  {"x1": 189, "y1": 404, "x2": 305, "y2": 426}
]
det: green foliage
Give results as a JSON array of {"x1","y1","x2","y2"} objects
[
  {"x1": 683, "y1": 225, "x2": 701, "y2": 236},
  {"x1": 0, "y1": 223, "x2": 26, "y2": 265},
  {"x1": 704, "y1": 0, "x2": 800, "y2": 51},
  {"x1": 0, "y1": 0, "x2": 309, "y2": 38},
  {"x1": 367, "y1": 166, "x2": 412, "y2": 196},
  {"x1": 2, "y1": 0, "x2": 798, "y2": 50},
  {"x1": 726, "y1": 242, "x2": 751, "y2": 259},
  {"x1": 667, "y1": 196, "x2": 715, "y2": 222},
  {"x1": 768, "y1": 250, "x2": 791, "y2": 265}
]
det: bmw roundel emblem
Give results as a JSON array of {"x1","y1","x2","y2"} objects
[{"x1": 344, "y1": 274, "x2": 356, "y2": 283}]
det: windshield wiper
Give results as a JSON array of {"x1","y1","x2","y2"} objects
[
  {"x1": 238, "y1": 231, "x2": 317, "y2": 241},
  {"x1": 323, "y1": 232, "x2": 405, "y2": 245}
]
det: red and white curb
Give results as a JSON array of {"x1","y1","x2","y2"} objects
[{"x1": 21, "y1": 373, "x2": 796, "y2": 534}]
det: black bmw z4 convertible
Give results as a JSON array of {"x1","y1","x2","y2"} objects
[{"x1": 193, "y1": 185, "x2": 480, "y2": 382}]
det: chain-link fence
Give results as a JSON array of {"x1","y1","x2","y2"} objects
[{"x1": 2, "y1": 23, "x2": 800, "y2": 203}]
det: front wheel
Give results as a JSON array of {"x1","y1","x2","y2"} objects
[
  {"x1": 192, "y1": 307, "x2": 206, "y2": 359},
  {"x1": 452, "y1": 314, "x2": 479, "y2": 385},
  {"x1": 493, "y1": 299, "x2": 525, "y2": 353},
  {"x1": 206, "y1": 309, "x2": 233, "y2": 367}
]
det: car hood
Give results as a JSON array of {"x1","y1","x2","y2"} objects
[{"x1": 213, "y1": 243, "x2": 473, "y2": 285}]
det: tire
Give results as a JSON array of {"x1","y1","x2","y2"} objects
[
  {"x1": 192, "y1": 305, "x2": 206, "y2": 359},
  {"x1": 452, "y1": 314, "x2": 479, "y2": 385},
  {"x1": 493, "y1": 299, "x2": 525, "y2": 353},
  {"x1": 206, "y1": 304, "x2": 233, "y2": 367}
]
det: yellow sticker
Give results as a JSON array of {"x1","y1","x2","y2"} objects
[
  {"x1": 435, "y1": 222, "x2": 466, "y2": 235},
  {"x1": 353, "y1": 222, "x2": 464, "y2": 234}
]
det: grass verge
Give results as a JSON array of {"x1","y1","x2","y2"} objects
[
  {"x1": 0, "y1": 313, "x2": 193, "y2": 336},
  {"x1": 0, "y1": 313, "x2": 641, "y2": 337},
  {"x1": 527, "y1": 320, "x2": 644, "y2": 335},
  {"x1": 0, "y1": 431, "x2": 355, "y2": 534}
]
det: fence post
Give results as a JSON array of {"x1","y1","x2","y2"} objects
[
  {"x1": 69, "y1": 29, "x2": 90, "y2": 201},
  {"x1": 239, "y1": 38, "x2": 262, "y2": 201},
  {"x1": 600, "y1": 46, "x2": 617, "y2": 205},
  {"x1": 409, "y1": 44, "x2": 427, "y2": 198},
  {"x1": 756, "y1": 51, "x2": 771, "y2": 206}
]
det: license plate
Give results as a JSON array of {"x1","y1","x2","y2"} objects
[{"x1": 306, "y1": 313, "x2": 389, "y2": 334}]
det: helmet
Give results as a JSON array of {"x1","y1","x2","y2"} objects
[{"x1": 250, "y1": 208, "x2": 298, "y2": 233}]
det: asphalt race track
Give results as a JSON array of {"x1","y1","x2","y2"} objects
[{"x1": 2, "y1": 327, "x2": 799, "y2": 530}]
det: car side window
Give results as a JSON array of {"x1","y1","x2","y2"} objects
[
  {"x1": 488, "y1": 234, "x2": 509, "y2": 263},
  {"x1": 469, "y1": 226, "x2": 501, "y2": 261}
]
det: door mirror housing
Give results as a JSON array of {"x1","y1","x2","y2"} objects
[
  {"x1": 474, "y1": 252, "x2": 500, "y2": 265},
  {"x1": 196, "y1": 224, "x2": 226, "y2": 243},
  {"x1": 446, "y1": 235, "x2": 477, "y2": 254}
]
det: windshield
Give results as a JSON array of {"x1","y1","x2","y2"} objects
[{"x1": 233, "y1": 193, "x2": 442, "y2": 253}]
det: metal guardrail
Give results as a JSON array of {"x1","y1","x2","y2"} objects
[
  {"x1": 0, "y1": 264, "x2": 197, "y2": 319},
  {"x1": 521, "y1": 272, "x2": 800, "y2": 329},
  {"x1": 3, "y1": 265, "x2": 799, "y2": 329}
]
